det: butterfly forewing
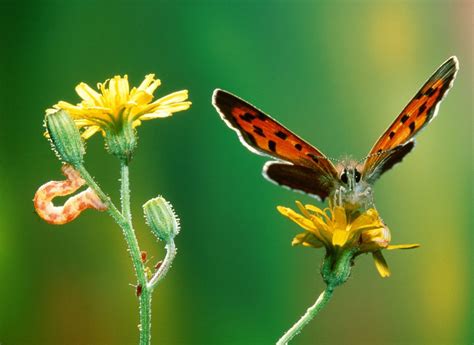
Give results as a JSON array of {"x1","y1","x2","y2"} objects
[
  {"x1": 363, "y1": 57, "x2": 459, "y2": 180},
  {"x1": 212, "y1": 89, "x2": 338, "y2": 178}
]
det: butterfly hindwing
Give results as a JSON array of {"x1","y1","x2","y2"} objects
[
  {"x1": 212, "y1": 89, "x2": 338, "y2": 180},
  {"x1": 363, "y1": 140, "x2": 415, "y2": 184},
  {"x1": 363, "y1": 57, "x2": 458, "y2": 181},
  {"x1": 263, "y1": 162, "x2": 333, "y2": 201}
]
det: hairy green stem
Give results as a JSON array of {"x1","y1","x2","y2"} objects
[
  {"x1": 147, "y1": 241, "x2": 177, "y2": 291},
  {"x1": 120, "y1": 161, "x2": 132, "y2": 225},
  {"x1": 139, "y1": 282, "x2": 152, "y2": 345},
  {"x1": 76, "y1": 163, "x2": 150, "y2": 345},
  {"x1": 119, "y1": 161, "x2": 151, "y2": 345},
  {"x1": 276, "y1": 287, "x2": 334, "y2": 345}
]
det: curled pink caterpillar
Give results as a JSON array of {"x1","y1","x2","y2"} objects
[{"x1": 34, "y1": 164, "x2": 107, "y2": 224}]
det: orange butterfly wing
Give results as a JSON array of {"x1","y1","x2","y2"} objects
[
  {"x1": 363, "y1": 57, "x2": 459, "y2": 181},
  {"x1": 212, "y1": 89, "x2": 338, "y2": 189}
]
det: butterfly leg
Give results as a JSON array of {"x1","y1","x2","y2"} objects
[{"x1": 332, "y1": 186, "x2": 347, "y2": 207}]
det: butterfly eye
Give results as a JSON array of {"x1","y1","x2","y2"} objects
[
  {"x1": 340, "y1": 170, "x2": 348, "y2": 184},
  {"x1": 354, "y1": 170, "x2": 361, "y2": 183}
]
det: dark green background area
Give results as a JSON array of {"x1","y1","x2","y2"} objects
[{"x1": 0, "y1": 1, "x2": 472, "y2": 344}]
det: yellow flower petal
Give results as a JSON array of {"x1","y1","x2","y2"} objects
[
  {"x1": 361, "y1": 226, "x2": 391, "y2": 248},
  {"x1": 295, "y1": 201, "x2": 311, "y2": 218},
  {"x1": 373, "y1": 250, "x2": 390, "y2": 278},
  {"x1": 139, "y1": 102, "x2": 192, "y2": 120},
  {"x1": 292, "y1": 232, "x2": 324, "y2": 248},
  {"x1": 55, "y1": 101, "x2": 84, "y2": 114},
  {"x1": 137, "y1": 74, "x2": 157, "y2": 90},
  {"x1": 332, "y1": 206, "x2": 347, "y2": 229},
  {"x1": 118, "y1": 75, "x2": 130, "y2": 102},
  {"x1": 129, "y1": 90, "x2": 154, "y2": 106},
  {"x1": 277, "y1": 206, "x2": 316, "y2": 232},
  {"x1": 332, "y1": 229, "x2": 350, "y2": 247},
  {"x1": 351, "y1": 212, "x2": 381, "y2": 230},
  {"x1": 81, "y1": 126, "x2": 101, "y2": 139},
  {"x1": 75, "y1": 82, "x2": 103, "y2": 105},
  {"x1": 387, "y1": 244, "x2": 420, "y2": 250},
  {"x1": 145, "y1": 78, "x2": 161, "y2": 95},
  {"x1": 152, "y1": 90, "x2": 189, "y2": 105},
  {"x1": 305, "y1": 204, "x2": 331, "y2": 223}
]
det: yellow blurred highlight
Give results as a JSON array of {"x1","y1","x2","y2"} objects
[
  {"x1": 367, "y1": 3, "x2": 415, "y2": 69},
  {"x1": 419, "y1": 216, "x2": 467, "y2": 342}
]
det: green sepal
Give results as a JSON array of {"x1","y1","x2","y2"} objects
[
  {"x1": 321, "y1": 248, "x2": 356, "y2": 288},
  {"x1": 45, "y1": 110, "x2": 85, "y2": 166},
  {"x1": 104, "y1": 120, "x2": 137, "y2": 163}
]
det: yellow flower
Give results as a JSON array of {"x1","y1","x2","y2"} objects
[
  {"x1": 277, "y1": 201, "x2": 419, "y2": 278},
  {"x1": 48, "y1": 74, "x2": 191, "y2": 139}
]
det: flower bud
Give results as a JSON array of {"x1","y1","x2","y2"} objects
[
  {"x1": 143, "y1": 196, "x2": 180, "y2": 242},
  {"x1": 45, "y1": 110, "x2": 85, "y2": 166}
]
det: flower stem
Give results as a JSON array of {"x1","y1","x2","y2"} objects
[
  {"x1": 120, "y1": 161, "x2": 132, "y2": 224},
  {"x1": 75, "y1": 163, "x2": 151, "y2": 345},
  {"x1": 276, "y1": 287, "x2": 334, "y2": 345},
  {"x1": 139, "y1": 285, "x2": 152, "y2": 345},
  {"x1": 119, "y1": 160, "x2": 152, "y2": 345},
  {"x1": 147, "y1": 241, "x2": 177, "y2": 291}
]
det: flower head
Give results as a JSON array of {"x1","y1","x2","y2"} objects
[
  {"x1": 47, "y1": 74, "x2": 191, "y2": 161},
  {"x1": 49, "y1": 74, "x2": 191, "y2": 139},
  {"x1": 278, "y1": 201, "x2": 419, "y2": 278}
]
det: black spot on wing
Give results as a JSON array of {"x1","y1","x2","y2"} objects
[
  {"x1": 256, "y1": 112, "x2": 267, "y2": 120},
  {"x1": 268, "y1": 140, "x2": 276, "y2": 152},
  {"x1": 389, "y1": 131, "x2": 395, "y2": 139},
  {"x1": 253, "y1": 125, "x2": 265, "y2": 137},
  {"x1": 306, "y1": 153, "x2": 319, "y2": 163},
  {"x1": 401, "y1": 114, "x2": 410, "y2": 123},
  {"x1": 409, "y1": 122, "x2": 415, "y2": 133},
  {"x1": 240, "y1": 113, "x2": 256, "y2": 123},
  {"x1": 275, "y1": 131, "x2": 288, "y2": 140},
  {"x1": 425, "y1": 87, "x2": 436, "y2": 97},
  {"x1": 246, "y1": 133, "x2": 257, "y2": 146},
  {"x1": 294, "y1": 143, "x2": 302, "y2": 151},
  {"x1": 417, "y1": 103, "x2": 427, "y2": 117}
]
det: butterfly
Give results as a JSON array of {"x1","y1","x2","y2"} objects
[{"x1": 212, "y1": 57, "x2": 458, "y2": 209}]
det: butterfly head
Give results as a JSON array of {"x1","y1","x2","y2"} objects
[
  {"x1": 336, "y1": 159, "x2": 362, "y2": 190},
  {"x1": 339, "y1": 166, "x2": 362, "y2": 191},
  {"x1": 334, "y1": 160, "x2": 372, "y2": 210}
]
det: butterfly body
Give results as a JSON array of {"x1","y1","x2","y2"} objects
[
  {"x1": 333, "y1": 162, "x2": 373, "y2": 210},
  {"x1": 212, "y1": 57, "x2": 458, "y2": 210}
]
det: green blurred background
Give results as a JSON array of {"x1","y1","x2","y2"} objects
[{"x1": 0, "y1": 1, "x2": 472, "y2": 344}]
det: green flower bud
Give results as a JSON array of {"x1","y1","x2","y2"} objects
[
  {"x1": 143, "y1": 196, "x2": 180, "y2": 243},
  {"x1": 45, "y1": 110, "x2": 85, "y2": 166}
]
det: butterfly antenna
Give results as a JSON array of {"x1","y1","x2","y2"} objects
[
  {"x1": 328, "y1": 156, "x2": 342, "y2": 163},
  {"x1": 357, "y1": 146, "x2": 403, "y2": 164},
  {"x1": 313, "y1": 154, "x2": 341, "y2": 163}
]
